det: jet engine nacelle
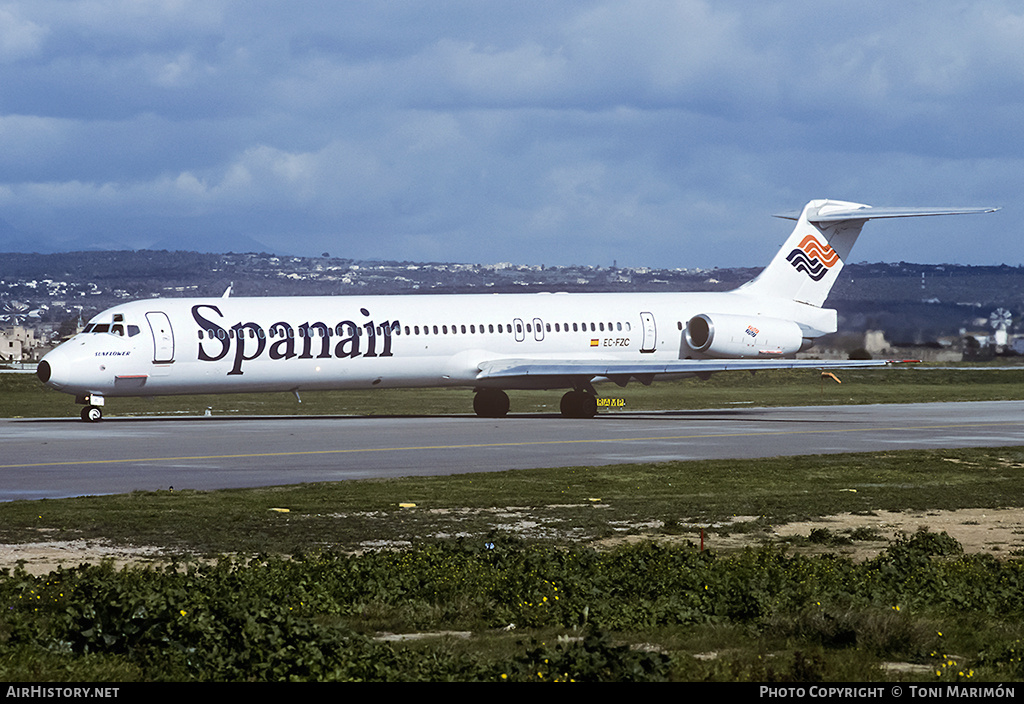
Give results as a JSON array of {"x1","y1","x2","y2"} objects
[{"x1": 685, "y1": 313, "x2": 808, "y2": 358}]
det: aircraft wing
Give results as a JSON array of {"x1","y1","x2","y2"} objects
[{"x1": 476, "y1": 357, "x2": 907, "y2": 386}]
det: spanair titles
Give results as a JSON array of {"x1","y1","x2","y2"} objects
[{"x1": 191, "y1": 304, "x2": 399, "y2": 376}]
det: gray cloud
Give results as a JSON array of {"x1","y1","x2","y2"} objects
[{"x1": 0, "y1": 1, "x2": 1019, "y2": 268}]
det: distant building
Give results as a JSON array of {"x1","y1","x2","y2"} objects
[
  {"x1": 801, "y1": 329, "x2": 964, "y2": 362},
  {"x1": 0, "y1": 326, "x2": 41, "y2": 362}
]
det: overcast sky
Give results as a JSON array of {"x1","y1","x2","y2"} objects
[{"x1": 0, "y1": 1, "x2": 1020, "y2": 269}]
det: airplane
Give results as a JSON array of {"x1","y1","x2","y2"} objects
[{"x1": 35, "y1": 199, "x2": 997, "y2": 422}]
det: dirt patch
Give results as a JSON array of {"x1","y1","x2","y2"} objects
[
  {"x1": 2, "y1": 508, "x2": 1023, "y2": 574},
  {"x1": 598, "y1": 508, "x2": 1024, "y2": 560},
  {"x1": 771, "y1": 507, "x2": 1024, "y2": 560},
  {"x1": 0, "y1": 539, "x2": 167, "y2": 575}
]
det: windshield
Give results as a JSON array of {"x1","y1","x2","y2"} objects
[{"x1": 82, "y1": 313, "x2": 141, "y2": 337}]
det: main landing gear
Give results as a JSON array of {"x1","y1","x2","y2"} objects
[
  {"x1": 473, "y1": 388, "x2": 510, "y2": 417},
  {"x1": 559, "y1": 389, "x2": 598, "y2": 418},
  {"x1": 472, "y1": 388, "x2": 599, "y2": 419}
]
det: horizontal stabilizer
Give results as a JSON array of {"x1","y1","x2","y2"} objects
[{"x1": 774, "y1": 205, "x2": 999, "y2": 223}]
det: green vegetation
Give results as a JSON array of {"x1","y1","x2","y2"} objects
[
  {"x1": 1, "y1": 445, "x2": 1024, "y2": 681},
  {"x1": 2, "y1": 364, "x2": 1023, "y2": 681},
  {"x1": 3, "y1": 362, "x2": 1024, "y2": 419},
  {"x1": 3, "y1": 532, "x2": 1024, "y2": 682}
]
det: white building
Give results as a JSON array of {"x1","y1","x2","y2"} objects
[{"x1": 0, "y1": 326, "x2": 41, "y2": 362}]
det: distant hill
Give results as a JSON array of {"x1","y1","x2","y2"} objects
[{"x1": 0, "y1": 250, "x2": 1020, "y2": 342}]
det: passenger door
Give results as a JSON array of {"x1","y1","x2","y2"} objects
[{"x1": 146, "y1": 311, "x2": 175, "y2": 364}]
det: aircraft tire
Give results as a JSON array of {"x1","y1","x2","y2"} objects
[
  {"x1": 560, "y1": 390, "x2": 597, "y2": 419},
  {"x1": 81, "y1": 405, "x2": 103, "y2": 423},
  {"x1": 473, "y1": 389, "x2": 510, "y2": 418}
]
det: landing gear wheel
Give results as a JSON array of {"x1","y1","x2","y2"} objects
[
  {"x1": 473, "y1": 389, "x2": 510, "y2": 417},
  {"x1": 560, "y1": 390, "x2": 598, "y2": 418},
  {"x1": 81, "y1": 405, "x2": 103, "y2": 423}
]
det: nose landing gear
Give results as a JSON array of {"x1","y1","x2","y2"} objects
[{"x1": 76, "y1": 394, "x2": 105, "y2": 422}]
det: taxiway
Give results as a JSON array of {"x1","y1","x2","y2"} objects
[{"x1": 1, "y1": 400, "x2": 1022, "y2": 502}]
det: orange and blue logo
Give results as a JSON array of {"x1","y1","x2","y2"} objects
[{"x1": 786, "y1": 234, "x2": 840, "y2": 281}]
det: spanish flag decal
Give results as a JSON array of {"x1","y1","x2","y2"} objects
[{"x1": 590, "y1": 339, "x2": 599, "y2": 347}]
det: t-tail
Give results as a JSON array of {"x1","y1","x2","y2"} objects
[{"x1": 737, "y1": 199, "x2": 999, "y2": 307}]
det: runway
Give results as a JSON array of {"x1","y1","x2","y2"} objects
[{"x1": 2, "y1": 400, "x2": 1023, "y2": 502}]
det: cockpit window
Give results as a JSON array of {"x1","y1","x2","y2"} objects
[{"x1": 82, "y1": 317, "x2": 141, "y2": 337}]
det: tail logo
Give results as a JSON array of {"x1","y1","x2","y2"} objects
[{"x1": 786, "y1": 234, "x2": 840, "y2": 281}]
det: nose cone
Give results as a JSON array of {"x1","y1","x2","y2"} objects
[{"x1": 37, "y1": 349, "x2": 67, "y2": 389}]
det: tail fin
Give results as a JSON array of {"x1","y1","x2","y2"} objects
[{"x1": 737, "y1": 199, "x2": 998, "y2": 307}]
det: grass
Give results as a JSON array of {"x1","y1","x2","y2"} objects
[
  {"x1": 1, "y1": 446, "x2": 1022, "y2": 555},
  {"x1": 2, "y1": 363, "x2": 1024, "y2": 681},
  {"x1": 3, "y1": 362, "x2": 1024, "y2": 419}
]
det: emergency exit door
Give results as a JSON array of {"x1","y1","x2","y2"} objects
[{"x1": 640, "y1": 312, "x2": 656, "y2": 353}]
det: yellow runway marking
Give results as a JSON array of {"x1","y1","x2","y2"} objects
[{"x1": 1, "y1": 419, "x2": 1021, "y2": 470}]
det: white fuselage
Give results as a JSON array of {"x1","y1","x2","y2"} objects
[
  {"x1": 38, "y1": 289, "x2": 835, "y2": 399},
  {"x1": 35, "y1": 199, "x2": 996, "y2": 420}
]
